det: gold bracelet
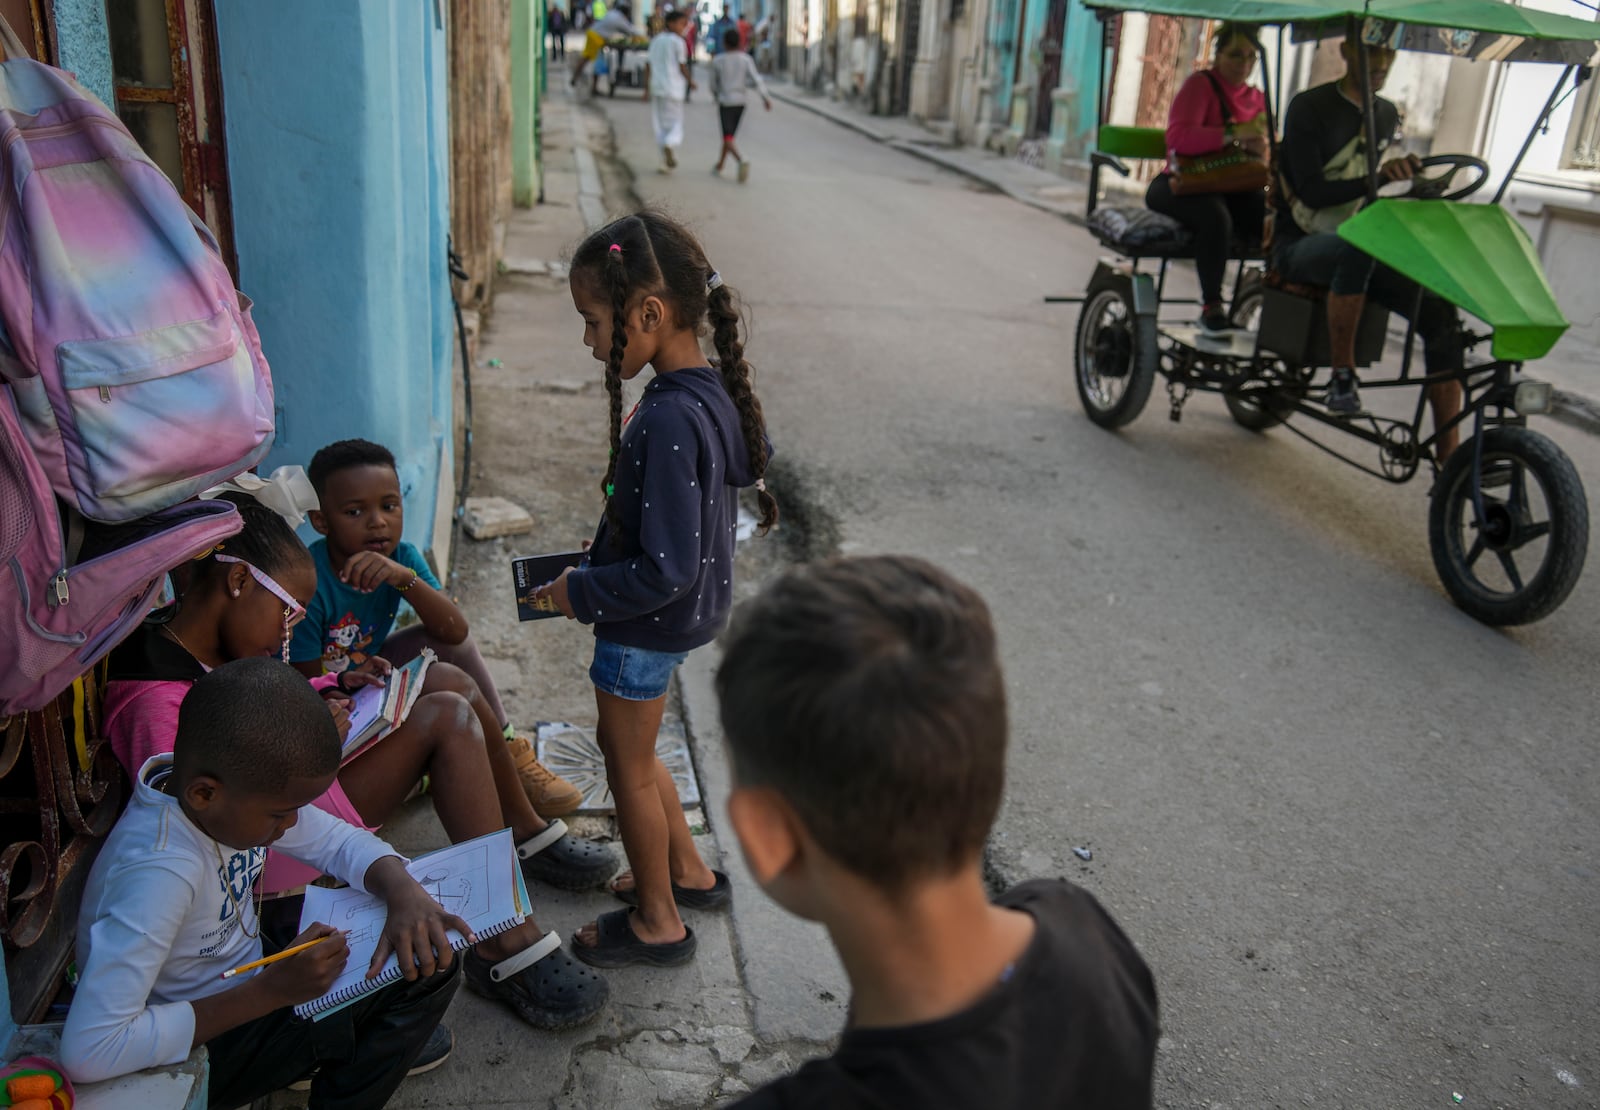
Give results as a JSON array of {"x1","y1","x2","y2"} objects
[{"x1": 396, "y1": 573, "x2": 419, "y2": 593}]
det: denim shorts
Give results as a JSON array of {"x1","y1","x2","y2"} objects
[{"x1": 590, "y1": 638, "x2": 688, "y2": 701}]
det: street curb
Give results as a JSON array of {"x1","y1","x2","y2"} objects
[
  {"x1": 769, "y1": 86, "x2": 1088, "y2": 227},
  {"x1": 768, "y1": 86, "x2": 895, "y2": 144},
  {"x1": 571, "y1": 98, "x2": 608, "y2": 231},
  {"x1": 1551, "y1": 388, "x2": 1600, "y2": 437},
  {"x1": 882, "y1": 138, "x2": 1087, "y2": 227}
]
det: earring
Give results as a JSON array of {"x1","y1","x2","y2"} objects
[{"x1": 232, "y1": 589, "x2": 240, "y2": 597}]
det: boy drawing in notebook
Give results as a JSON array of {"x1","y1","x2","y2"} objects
[
  {"x1": 62, "y1": 658, "x2": 464, "y2": 1106},
  {"x1": 715, "y1": 556, "x2": 1162, "y2": 1109}
]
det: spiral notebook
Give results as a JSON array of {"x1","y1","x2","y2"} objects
[{"x1": 292, "y1": 828, "x2": 529, "y2": 1020}]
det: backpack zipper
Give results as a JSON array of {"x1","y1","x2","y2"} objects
[{"x1": 50, "y1": 569, "x2": 68, "y2": 607}]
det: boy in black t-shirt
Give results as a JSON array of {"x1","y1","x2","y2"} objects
[{"x1": 715, "y1": 556, "x2": 1160, "y2": 1109}]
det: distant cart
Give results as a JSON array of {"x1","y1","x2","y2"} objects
[
  {"x1": 1058, "y1": 0, "x2": 1600, "y2": 626},
  {"x1": 600, "y1": 36, "x2": 649, "y2": 97}
]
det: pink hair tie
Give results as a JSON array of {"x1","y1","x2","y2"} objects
[
  {"x1": 755, "y1": 478, "x2": 766, "y2": 493},
  {"x1": 609, "y1": 244, "x2": 622, "y2": 254}
]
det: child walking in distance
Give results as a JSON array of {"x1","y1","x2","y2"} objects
[
  {"x1": 536, "y1": 210, "x2": 777, "y2": 967},
  {"x1": 293, "y1": 438, "x2": 582, "y2": 820},
  {"x1": 104, "y1": 494, "x2": 612, "y2": 1031},
  {"x1": 63, "y1": 658, "x2": 465, "y2": 1107},
  {"x1": 715, "y1": 556, "x2": 1161, "y2": 1109},
  {"x1": 646, "y1": 9, "x2": 695, "y2": 171},
  {"x1": 711, "y1": 28, "x2": 770, "y2": 182}
]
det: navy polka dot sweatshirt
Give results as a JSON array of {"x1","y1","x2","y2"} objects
[{"x1": 566, "y1": 365, "x2": 761, "y2": 652}]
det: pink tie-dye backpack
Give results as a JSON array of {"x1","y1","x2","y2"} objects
[{"x1": 0, "y1": 20, "x2": 264, "y2": 714}]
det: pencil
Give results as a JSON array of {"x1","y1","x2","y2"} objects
[{"x1": 219, "y1": 932, "x2": 340, "y2": 979}]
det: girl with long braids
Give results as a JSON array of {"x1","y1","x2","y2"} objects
[{"x1": 537, "y1": 210, "x2": 776, "y2": 967}]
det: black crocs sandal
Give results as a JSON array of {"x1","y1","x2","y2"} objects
[
  {"x1": 463, "y1": 931, "x2": 610, "y2": 1031},
  {"x1": 572, "y1": 908, "x2": 697, "y2": 969},
  {"x1": 517, "y1": 819, "x2": 617, "y2": 892},
  {"x1": 611, "y1": 869, "x2": 732, "y2": 911}
]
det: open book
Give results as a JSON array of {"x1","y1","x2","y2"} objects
[
  {"x1": 292, "y1": 828, "x2": 529, "y2": 1020},
  {"x1": 339, "y1": 648, "x2": 435, "y2": 764}
]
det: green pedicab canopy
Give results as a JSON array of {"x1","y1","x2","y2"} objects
[
  {"x1": 1080, "y1": 0, "x2": 1600, "y2": 62},
  {"x1": 1337, "y1": 200, "x2": 1569, "y2": 361}
]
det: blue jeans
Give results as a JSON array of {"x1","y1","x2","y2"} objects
[
  {"x1": 590, "y1": 638, "x2": 688, "y2": 701},
  {"x1": 1275, "y1": 231, "x2": 1463, "y2": 374}
]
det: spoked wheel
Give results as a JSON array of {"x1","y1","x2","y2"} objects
[
  {"x1": 1074, "y1": 276, "x2": 1157, "y2": 428},
  {"x1": 1428, "y1": 426, "x2": 1589, "y2": 626},
  {"x1": 1222, "y1": 280, "x2": 1298, "y2": 431}
]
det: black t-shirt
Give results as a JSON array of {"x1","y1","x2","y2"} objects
[
  {"x1": 1278, "y1": 80, "x2": 1400, "y2": 239},
  {"x1": 730, "y1": 880, "x2": 1160, "y2": 1110}
]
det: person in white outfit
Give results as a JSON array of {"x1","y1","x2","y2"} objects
[
  {"x1": 710, "y1": 29, "x2": 770, "y2": 182},
  {"x1": 645, "y1": 9, "x2": 696, "y2": 171}
]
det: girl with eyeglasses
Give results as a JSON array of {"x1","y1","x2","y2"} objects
[{"x1": 1145, "y1": 21, "x2": 1271, "y2": 335}]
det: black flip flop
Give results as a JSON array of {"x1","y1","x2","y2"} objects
[
  {"x1": 572, "y1": 908, "x2": 697, "y2": 969},
  {"x1": 611, "y1": 869, "x2": 732, "y2": 911},
  {"x1": 463, "y1": 932, "x2": 610, "y2": 1030}
]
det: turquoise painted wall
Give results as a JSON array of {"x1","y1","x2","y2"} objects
[
  {"x1": 990, "y1": 0, "x2": 1100, "y2": 145},
  {"x1": 214, "y1": 2, "x2": 454, "y2": 553},
  {"x1": 49, "y1": 0, "x2": 113, "y2": 106}
]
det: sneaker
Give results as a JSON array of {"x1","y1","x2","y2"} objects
[
  {"x1": 406, "y1": 1023, "x2": 453, "y2": 1077},
  {"x1": 737, "y1": 160, "x2": 751, "y2": 184},
  {"x1": 1198, "y1": 306, "x2": 1231, "y2": 336},
  {"x1": 1325, "y1": 367, "x2": 1362, "y2": 415},
  {"x1": 289, "y1": 1023, "x2": 452, "y2": 1090},
  {"x1": 507, "y1": 735, "x2": 583, "y2": 818}
]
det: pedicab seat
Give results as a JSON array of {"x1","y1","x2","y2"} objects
[
  {"x1": 1087, "y1": 205, "x2": 1196, "y2": 257},
  {"x1": 1259, "y1": 270, "x2": 1389, "y2": 367}
]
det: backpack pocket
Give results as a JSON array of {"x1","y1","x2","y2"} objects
[{"x1": 55, "y1": 306, "x2": 274, "y2": 521}]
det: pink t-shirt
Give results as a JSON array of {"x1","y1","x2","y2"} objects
[
  {"x1": 1166, "y1": 69, "x2": 1267, "y2": 163},
  {"x1": 102, "y1": 671, "x2": 378, "y2": 894}
]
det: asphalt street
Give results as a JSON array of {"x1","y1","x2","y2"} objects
[{"x1": 590, "y1": 74, "x2": 1600, "y2": 1109}]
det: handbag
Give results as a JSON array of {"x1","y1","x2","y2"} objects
[{"x1": 1169, "y1": 72, "x2": 1270, "y2": 197}]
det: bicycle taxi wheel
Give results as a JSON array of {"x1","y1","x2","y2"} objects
[
  {"x1": 1074, "y1": 271, "x2": 1158, "y2": 428},
  {"x1": 1334, "y1": 202, "x2": 1592, "y2": 625}
]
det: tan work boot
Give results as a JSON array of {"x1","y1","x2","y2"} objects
[{"x1": 507, "y1": 735, "x2": 583, "y2": 818}]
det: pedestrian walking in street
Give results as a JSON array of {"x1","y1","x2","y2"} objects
[
  {"x1": 714, "y1": 556, "x2": 1162, "y2": 1109},
  {"x1": 537, "y1": 210, "x2": 778, "y2": 969},
  {"x1": 736, "y1": 10, "x2": 753, "y2": 50},
  {"x1": 645, "y1": 9, "x2": 695, "y2": 172},
  {"x1": 707, "y1": 6, "x2": 735, "y2": 55},
  {"x1": 710, "y1": 28, "x2": 770, "y2": 182},
  {"x1": 548, "y1": 3, "x2": 568, "y2": 59}
]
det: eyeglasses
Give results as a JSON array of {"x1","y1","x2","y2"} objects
[{"x1": 215, "y1": 554, "x2": 307, "y2": 661}]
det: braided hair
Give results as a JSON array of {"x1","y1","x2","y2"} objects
[{"x1": 570, "y1": 210, "x2": 777, "y2": 536}]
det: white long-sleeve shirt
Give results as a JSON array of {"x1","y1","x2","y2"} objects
[
  {"x1": 710, "y1": 50, "x2": 768, "y2": 106},
  {"x1": 61, "y1": 755, "x2": 398, "y2": 1084}
]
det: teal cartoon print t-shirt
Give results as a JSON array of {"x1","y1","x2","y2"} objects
[{"x1": 289, "y1": 539, "x2": 440, "y2": 673}]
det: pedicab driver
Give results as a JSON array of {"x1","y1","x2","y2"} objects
[{"x1": 1275, "y1": 38, "x2": 1463, "y2": 458}]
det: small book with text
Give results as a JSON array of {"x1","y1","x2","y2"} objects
[{"x1": 511, "y1": 551, "x2": 585, "y2": 621}]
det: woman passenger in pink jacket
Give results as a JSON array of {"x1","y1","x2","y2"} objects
[{"x1": 1145, "y1": 22, "x2": 1269, "y2": 335}]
